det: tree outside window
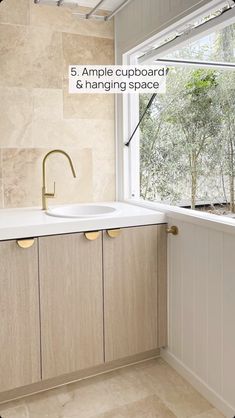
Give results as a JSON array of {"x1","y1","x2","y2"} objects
[{"x1": 139, "y1": 23, "x2": 235, "y2": 215}]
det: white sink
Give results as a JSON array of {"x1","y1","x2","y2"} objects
[{"x1": 46, "y1": 204, "x2": 117, "y2": 219}]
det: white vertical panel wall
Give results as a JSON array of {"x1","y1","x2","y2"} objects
[{"x1": 163, "y1": 218, "x2": 235, "y2": 417}]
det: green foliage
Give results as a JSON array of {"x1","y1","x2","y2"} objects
[
  {"x1": 185, "y1": 69, "x2": 218, "y2": 95},
  {"x1": 139, "y1": 23, "x2": 235, "y2": 211}
]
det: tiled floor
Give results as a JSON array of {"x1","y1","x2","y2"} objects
[{"x1": 0, "y1": 358, "x2": 225, "y2": 418}]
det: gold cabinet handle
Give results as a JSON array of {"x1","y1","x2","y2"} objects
[
  {"x1": 166, "y1": 226, "x2": 179, "y2": 235},
  {"x1": 17, "y1": 238, "x2": 35, "y2": 249},
  {"x1": 84, "y1": 231, "x2": 100, "y2": 241},
  {"x1": 107, "y1": 229, "x2": 121, "y2": 238}
]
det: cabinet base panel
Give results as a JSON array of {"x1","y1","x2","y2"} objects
[{"x1": 0, "y1": 348, "x2": 160, "y2": 405}]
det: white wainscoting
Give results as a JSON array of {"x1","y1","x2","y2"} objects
[{"x1": 163, "y1": 217, "x2": 235, "y2": 417}]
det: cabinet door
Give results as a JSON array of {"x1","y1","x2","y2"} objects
[
  {"x1": 103, "y1": 225, "x2": 167, "y2": 362},
  {"x1": 0, "y1": 239, "x2": 40, "y2": 392},
  {"x1": 39, "y1": 232, "x2": 104, "y2": 379}
]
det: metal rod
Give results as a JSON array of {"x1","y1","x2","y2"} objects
[
  {"x1": 86, "y1": 0, "x2": 106, "y2": 19},
  {"x1": 156, "y1": 58, "x2": 235, "y2": 70},
  {"x1": 72, "y1": 12, "x2": 104, "y2": 19},
  {"x1": 72, "y1": 12, "x2": 104, "y2": 20},
  {"x1": 105, "y1": 0, "x2": 132, "y2": 21},
  {"x1": 125, "y1": 94, "x2": 157, "y2": 147}
]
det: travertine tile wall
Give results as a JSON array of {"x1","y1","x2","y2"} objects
[{"x1": 0, "y1": 0, "x2": 115, "y2": 208}]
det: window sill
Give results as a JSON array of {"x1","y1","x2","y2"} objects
[{"x1": 125, "y1": 198, "x2": 235, "y2": 235}]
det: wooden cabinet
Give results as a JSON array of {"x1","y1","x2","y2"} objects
[
  {"x1": 0, "y1": 223, "x2": 167, "y2": 396},
  {"x1": 39, "y1": 232, "x2": 104, "y2": 379},
  {"x1": 103, "y1": 225, "x2": 167, "y2": 362},
  {"x1": 0, "y1": 239, "x2": 41, "y2": 392}
]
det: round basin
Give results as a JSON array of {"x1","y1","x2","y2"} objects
[{"x1": 46, "y1": 204, "x2": 117, "y2": 218}]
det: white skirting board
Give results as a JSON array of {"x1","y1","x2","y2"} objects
[{"x1": 161, "y1": 349, "x2": 235, "y2": 418}]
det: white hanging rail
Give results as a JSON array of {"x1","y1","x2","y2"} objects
[
  {"x1": 104, "y1": 0, "x2": 132, "y2": 21},
  {"x1": 73, "y1": 0, "x2": 132, "y2": 20},
  {"x1": 33, "y1": 0, "x2": 132, "y2": 21},
  {"x1": 85, "y1": 0, "x2": 106, "y2": 19},
  {"x1": 33, "y1": 0, "x2": 65, "y2": 5}
]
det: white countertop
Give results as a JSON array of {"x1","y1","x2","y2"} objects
[{"x1": 0, "y1": 202, "x2": 166, "y2": 241}]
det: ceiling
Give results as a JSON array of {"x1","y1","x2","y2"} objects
[{"x1": 48, "y1": 0, "x2": 125, "y2": 11}]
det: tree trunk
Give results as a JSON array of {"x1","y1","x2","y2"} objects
[
  {"x1": 229, "y1": 173, "x2": 235, "y2": 213},
  {"x1": 191, "y1": 154, "x2": 197, "y2": 210},
  {"x1": 220, "y1": 164, "x2": 228, "y2": 205},
  {"x1": 222, "y1": 27, "x2": 235, "y2": 212},
  {"x1": 229, "y1": 139, "x2": 235, "y2": 213}
]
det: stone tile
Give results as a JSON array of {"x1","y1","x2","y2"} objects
[
  {"x1": 93, "y1": 395, "x2": 177, "y2": 418},
  {"x1": 0, "y1": 179, "x2": 3, "y2": 209},
  {"x1": 100, "y1": 366, "x2": 154, "y2": 405},
  {"x1": 130, "y1": 359, "x2": 213, "y2": 418},
  {"x1": 22, "y1": 386, "x2": 70, "y2": 418},
  {"x1": 63, "y1": 90, "x2": 115, "y2": 120},
  {"x1": 0, "y1": 87, "x2": 33, "y2": 147},
  {"x1": 62, "y1": 33, "x2": 114, "y2": 69},
  {"x1": 0, "y1": 398, "x2": 22, "y2": 414},
  {"x1": 0, "y1": 404, "x2": 28, "y2": 418},
  {"x1": 32, "y1": 117, "x2": 115, "y2": 151},
  {"x1": 192, "y1": 408, "x2": 225, "y2": 417},
  {"x1": 62, "y1": 33, "x2": 114, "y2": 120},
  {"x1": 2, "y1": 148, "x2": 41, "y2": 208},
  {"x1": 0, "y1": 149, "x2": 3, "y2": 179},
  {"x1": 0, "y1": 24, "x2": 27, "y2": 88},
  {"x1": 28, "y1": 27, "x2": 63, "y2": 90},
  {"x1": 0, "y1": 0, "x2": 29, "y2": 26},
  {"x1": 31, "y1": 119, "x2": 115, "y2": 200},
  {"x1": 30, "y1": 3, "x2": 114, "y2": 39},
  {"x1": 63, "y1": 365, "x2": 152, "y2": 417},
  {"x1": 92, "y1": 156, "x2": 116, "y2": 201},
  {"x1": 62, "y1": 380, "x2": 121, "y2": 417},
  {"x1": 2, "y1": 148, "x2": 92, "y2": 208},
  {"x1": 0, "y1": 25, "x2": 62, "y2": 89},
  {"x1": 0, "y1": 360, "x2": 224, "y2": 418},
  {"x1": 31, "y1": 89, "x2": 114, "y2": 150},
  {"x1": 33, "y1": 88, "x2": 63, "y2": 121},
  {"x1": 30, "y1": 88, "x2": 115, "y2": 200}
]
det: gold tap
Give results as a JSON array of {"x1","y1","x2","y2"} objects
[{"x1": 42, "y1": 149, "x2": 76, "y2": 210}]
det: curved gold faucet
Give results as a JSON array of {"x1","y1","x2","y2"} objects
[{"x1": 42, "y1": 149, "x2": 76, "y2": 210}]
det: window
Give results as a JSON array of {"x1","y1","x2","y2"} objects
[{"x1": 126, "y1": 2, "x2": 235, "y2": 217}]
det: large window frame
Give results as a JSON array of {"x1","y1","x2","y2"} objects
[{"x1": 118, "y1": 0, "x2": 235, "y2": 222}]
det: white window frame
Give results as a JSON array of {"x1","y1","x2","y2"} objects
[{"x1": 118, "y1": 0, "x2": 235, "y2": 214}]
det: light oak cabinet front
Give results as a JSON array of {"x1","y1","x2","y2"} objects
[
  {"x1": 39, "y1": 232, "x2": 104, "y2": 379},
  {"x1": 0, "y1": 223, "x2": 167, "y2": 398},
  {"x1": 103, "y1": 225, "x2": 167, "y2": 362},
  {"x1": 0, "y1": 239, "x2": 41, "y2": 392}
]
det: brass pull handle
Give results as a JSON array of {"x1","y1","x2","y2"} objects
[
  {"x1": 166, "y1": 226, "x2": 179, "y2": 235},
  {"x1": 84, "y1": 231, "x2": 100, "y2": 241},
  {"x1": 107, "y1": 229, "x2": 121, "y2": 238},
  {"x1": 17, "y1": 238, "x2": 35, "y2": 249}
]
